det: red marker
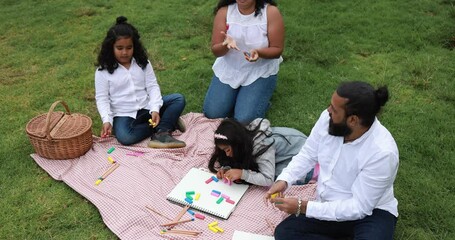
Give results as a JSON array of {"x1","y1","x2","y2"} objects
[{"x1": 226, "y1": 23, "x2": 229, "y2": 31}]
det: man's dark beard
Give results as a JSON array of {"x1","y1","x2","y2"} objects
[{"x1": 329, "y1": 117, "x2": 352, "y2": 136}]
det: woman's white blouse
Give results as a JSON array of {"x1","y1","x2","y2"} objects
[{"x1": 212, "y1": 3, "x2": 282, "y2": 88}]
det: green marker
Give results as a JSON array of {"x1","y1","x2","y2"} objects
[{"x1": 107, "y1": 147, "x2": 115, "y2": 154}]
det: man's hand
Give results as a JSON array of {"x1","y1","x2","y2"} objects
[
  {"x1": 271, "y1": 197, "x2": 307, "y2": 215},
  {"x1": 264, "y1": 180, "x2": 287, "y2": 206}
]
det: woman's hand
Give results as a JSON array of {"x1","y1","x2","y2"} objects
[
  {"x1": 244, "y1": 49, "x2": 259, "y2": 62},
  {"x1": 221, "y1": 31, "x2": 240, "y2": 51},
  {"x1": 101, "y1": 122, "x2": 112, "y2": 138}
]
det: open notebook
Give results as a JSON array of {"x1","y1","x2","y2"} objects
[{"x1": 166, "y1": 168, "x2": 249, "y2": 219}]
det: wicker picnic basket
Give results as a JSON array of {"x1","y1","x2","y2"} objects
[{"x1": 26, "y1": 100, "x2": 93, "y2": 160}]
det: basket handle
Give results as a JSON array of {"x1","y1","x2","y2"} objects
[{"x1": 45, "y1": 101, "x2": 71, "y2": 140}]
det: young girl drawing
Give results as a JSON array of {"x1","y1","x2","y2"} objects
[
  {"x1": 95, "y1": 16, "x2": 186, "y2": 148},
  {"x1": 208, "y1": 118, "x2": 316, "y2": 186}
]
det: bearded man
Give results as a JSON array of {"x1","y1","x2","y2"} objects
[{"x1": 267, "y1": 81, "x2": 399, "y2": 240}]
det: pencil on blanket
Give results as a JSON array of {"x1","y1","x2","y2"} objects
[
  {"x1": 160, "y1": 231, "x2": 199, "y2": 237},
  {"x1": 160, "y1": 218, "x2": 194, "y2": 227},
  {"x1": 166, "y1": 205, "x2": 190, "y2": 229},
  {"x1": 160, "y1": 229, "x2": 201, "y2": 236},
  {"x1": 166, "y1": 229, "x2": 202, "y2": 234},
  {"x1": 173, "y1": 205, "x2": 190, "y2": 222},
  {"x1": 145, "y1": 206, "x2": 174, "y2": 221},
  {"x1": 95, "y1": 163, "x2": 120, "y2": 185},
  {"x1": 265, "y1": 218, "x2": 275, "y2": 232}
]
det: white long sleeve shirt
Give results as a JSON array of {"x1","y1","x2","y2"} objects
[
  {"x1": 95, "y1": 59, "x2": 163, "y2": 124},
  {"x1": 277, "y1": 110, "x2": 399, "y2": 221}
]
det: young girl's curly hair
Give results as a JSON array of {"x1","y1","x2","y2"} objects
[{"x1": 96, "y1": 16, "x2": 149, "y2": 74}]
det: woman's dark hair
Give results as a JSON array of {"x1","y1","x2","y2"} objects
[
  {"x1": 336, "y1": 81, "x2": 389, "y2": 127},
  {"x1": 208, "y1": 118, "x2": 273, "y2": 174},
  {"x1": 96, "y1": 16, "x2": 149, "y2": 74},
  {"x1": 214, "y1": 0, "x2": 277, "y2": 17}
]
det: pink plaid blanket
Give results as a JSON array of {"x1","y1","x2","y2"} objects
[{"x1": 31, "y1": 113, "x2": 316, "y2": 240}]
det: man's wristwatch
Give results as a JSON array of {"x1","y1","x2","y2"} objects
[{"x1": 295, "y1": 197, "x2": 302, "y2": 217}]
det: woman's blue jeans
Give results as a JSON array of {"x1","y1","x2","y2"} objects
[
  {"x1": 113, "y1": 93, "x2": 185, "y2": 145},
  {"x1": 203, "y1": 74, "x2": 277, "y2": 124},
  {"x1": 274, "y1": 209, "x2": 397, "y2": 240}
]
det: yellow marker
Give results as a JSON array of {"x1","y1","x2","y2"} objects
[
  {"x1": 271, "y1": 193, "x2": 279, "y2": 199},
  {"x1": 208, "y1": 221, "x2": 218, "y2": 227},
  {"x1": 95, "y1": 179, "x2": 102, "y2": 185},
  {"x1": 107, "y1": 156, "x2": 115, "y2": 164},
  {"x1": 215, "y1": 226, "x2": 224, "y2": 233},
  {"x1": 208, "y1": 226, "x2": 218, "y2": 233},
  {"x1": 195, "y1": 193, "x2": 200, "y2": 201}
]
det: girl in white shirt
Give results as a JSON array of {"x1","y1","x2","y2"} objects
[{"x1": 95, "y1": 16, "x2": 186, "y2": 148}]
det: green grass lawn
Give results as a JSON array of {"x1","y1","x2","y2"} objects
[{"x1": 0, "y1": 0, "x2": 454, "y2": 239}]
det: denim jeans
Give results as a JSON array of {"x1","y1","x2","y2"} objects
[
  {"x1": 203, "y1": 74, "x2": 277, "y2": 124},
  {"x1": 274, "y1": 209, "x2": 397, "y2": 240},
  {"x1": 113, "y1": 93, "x2": 185, "y2": 145}
]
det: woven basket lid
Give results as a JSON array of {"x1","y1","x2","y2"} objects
[
  {"x1": 26, "y1": 101, "x2": 92, "y2": 140},
  {"x1": 49, "y1": 113, "x2": 92, "y2": 140},
  {"x1": 26, "y1": 112, "x2": 65, "y2": 138}
]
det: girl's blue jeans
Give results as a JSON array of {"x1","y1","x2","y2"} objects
[
  {"x1": 113, "y1": 93, "x2": 185, "y2": 145},
  {"x1": 203, "y1": 74, "x2": 277, "y2": 124}
]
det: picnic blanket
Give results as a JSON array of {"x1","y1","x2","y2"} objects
[{"x1": 31, "y1": 112, "x2": 316, "y2": 240}]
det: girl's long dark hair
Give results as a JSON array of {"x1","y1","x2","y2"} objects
[
  {"x1": 95, "y1": 16, "x2": 149, "y2": 74},
  {"x1": 214, "y1": 0, "x2": 277, "y2": 17},
  {"x1": 208, "y1": 118, "x2": 273, "y2": 174}
]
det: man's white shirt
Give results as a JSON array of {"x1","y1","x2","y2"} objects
[{"x1": 277, "y1": 110, "x2": 399, "y2": 221}]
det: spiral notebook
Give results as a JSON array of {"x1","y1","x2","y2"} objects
[{"x1": 166, "y1": 168, "x2": 249, "y2": 219}]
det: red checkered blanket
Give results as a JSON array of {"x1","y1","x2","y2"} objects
[{"x1": 31, "y1": 112, "x2": 316, "y2": 240}]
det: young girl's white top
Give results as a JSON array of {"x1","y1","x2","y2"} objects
[{"x1": 95, "y1": 59, "x2": 163, "y2": 124}]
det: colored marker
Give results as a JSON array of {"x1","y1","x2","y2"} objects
[
  {"x1": 205, "y1": 177, "x2": 213, "y2": 184},
  {"x1": 194, "y1": 213, "x2": 205, "y2": 220},
  {"x1": 184, "y1": 197, "x2": 193, "y2": 204},
  {"x1": 107, "y1": 156, "x2": 116, "y2": 164},
  {"x1": 107, "y1": 147, "x2": 115, "y2": 154}
]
